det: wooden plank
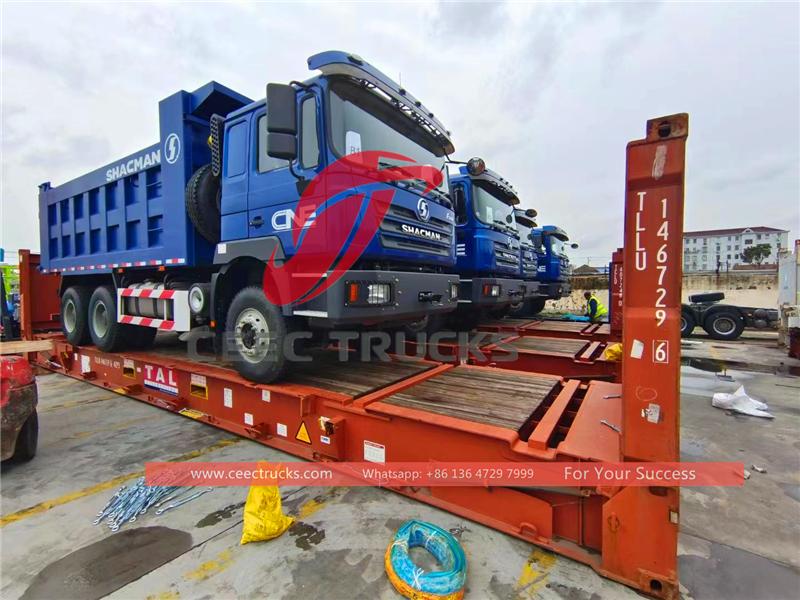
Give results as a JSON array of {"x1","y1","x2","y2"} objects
[
  {"x1": 510, "y1": 337, "x2": 588, "y2": 356},
  {"x1": 527, "y1": 321, "x2": 588, "y2": 333},
  {"x1": 381, "y1": 366, "x2": 559, "y2": 431},
  {"x1": 287, "y1": 354, "x2": 433, "y2": 397},
  {"x1": 0, "y1": 340, "x2": 54, "y2": 355}
]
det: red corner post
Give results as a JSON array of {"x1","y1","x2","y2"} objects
[
  {"x1": 622, "y1": 114, "x2": 688, "y2": 462},
  {"x1": 609, "y1": 248, "x2": 624, "y2": 339},
  {"x1": 600, "y1": 115, "x2": 687, "y2": 599}
]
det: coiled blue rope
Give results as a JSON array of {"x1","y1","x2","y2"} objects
[{"x1": 386, "y1": 520, "x2": 467, "y2": 598}]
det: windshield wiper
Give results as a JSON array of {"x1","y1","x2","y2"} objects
[{"x1": 377, "y1": 161, "x2": 451, "y2": 207}]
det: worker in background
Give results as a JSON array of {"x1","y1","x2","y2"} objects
[{"x1": 583, "y1": 291, "x2": 608, "y2": 323}]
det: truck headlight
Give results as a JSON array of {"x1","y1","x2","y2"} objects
[
  {"x1": 367, "y1": 283, "x2": 391, "y2": 305},
  {"x1": 482, "y1": 284, "x2": 501, "y2": 298},
  {"x1": 345, "y1": 281, "x2": 393, "y2": 306},
  {"x1": 449, "y1": 282, "x2": 459, "y2": 301}
]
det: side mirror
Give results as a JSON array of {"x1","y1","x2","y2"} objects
[
  {"x1": 266, "y1": 83, "x2": 297, "y2": 160},
  {"x1": 570, "y1": 243, "x2": 579, "y2": 250},
  {"x1": 525, "y1": 208, "x2": 538, "y2": 218}
]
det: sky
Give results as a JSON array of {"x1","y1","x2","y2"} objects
[{"x1": 2, "y1": 1, "x2": 798, "y2": 265}]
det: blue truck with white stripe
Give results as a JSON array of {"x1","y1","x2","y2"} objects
[{"x1": 38, "y1": 51, "x2": 459, "y2": 382}]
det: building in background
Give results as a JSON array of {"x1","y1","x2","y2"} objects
[{"x1": 683, "y1": 226, "x2": 789, "y2": 273}]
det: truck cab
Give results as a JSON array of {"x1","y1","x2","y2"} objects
[
  {"x1": 529, "y1": 225, "x2": 574, "y2": 312},
  {"x1": 448, "y1": 159, "x2": 526, "y2": 323},
  {"x1": 214, "y1": 52, "x2": 458, "y2": 330}
]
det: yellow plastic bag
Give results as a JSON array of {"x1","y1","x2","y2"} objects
[
  {"x1": 603, "y1": 342, "x2": 623, "y2": 362},
  {"x1": 240, "y1": 484, "x2": 294, "y2": 545}
]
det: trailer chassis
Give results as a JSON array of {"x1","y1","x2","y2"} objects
[{"x1": 19, "y1": 114, "x2": 688, "y2": 598}]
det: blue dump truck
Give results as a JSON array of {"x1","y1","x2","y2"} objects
[
  {"x1": 447, "y1": 159, "x2": 528, "y2": 325},
  {"x1": 38, "y1": 51, "x2": 460, "y2": 382},
  {"x1": 526, "y1": 225, "x2": 575, "y2": 314},
  {"x1": 508, "y1": 207, "x2": 545, "y2": 317}
]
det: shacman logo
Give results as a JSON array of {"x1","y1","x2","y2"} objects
[
  {"x1": 416, "y1": 197, "x2": 430, "y2": 222},
  {"x1": 164, "y1": 133, "x2": 181, "y2": 164},
  {"x1": 105, "y1": 150, "x2": 160, "y2": 182},
  {"x1": 401, "y1": 224, "x2": 442, "y2": 241},
  {"x1": 262, "y1": 151, "x2": 443, "y2": 307}
]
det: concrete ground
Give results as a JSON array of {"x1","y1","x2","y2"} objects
[{"x1": 1, "y1": 334, "x2": 799, "y2": 599}]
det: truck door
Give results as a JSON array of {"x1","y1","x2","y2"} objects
[
  {"x1": 247, "y1": 91, "x2": 324, "y2": 257},
  {"x1": 219, "y1": 116, "x2": 250, "y2": 241}
]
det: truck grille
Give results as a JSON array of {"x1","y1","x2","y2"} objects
[
  {"x1": 380, "y1": 205, "x2": 453, "y2": 257},
  {"x1": 494, "y1": 239, "x2": 520, "y2": 269},
  {"x1": 521, "y1": 249, "x2": 537, "y2": 277}
]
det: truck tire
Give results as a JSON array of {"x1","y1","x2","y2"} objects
[
  {"x1": 88, "y1": 286, "x2": 129, "y2": 352},
  {"x1": 61, "y1": 286, "x2": 92, "y2": 345},
  {"x1": 13, "y1": 411, "x2": 38, "y2": 462},
  {"x1": 488, "y1": 306, "x2": 510, "y2": 320},
  {"x1": 186, "y1": 164, "x2": 221, "y2": 244},
  {"x1": 703, "y1": 309, "x2": 745, "y2": 341},
  {"x1": 225, "y1": 286, "x2": 291, "y2": 383},
  {"x1": 508, "y1": 297, "x2": 546, "y2": 318},
  {"x1": 402, "y1": 314, "x2": 442, "y2": 337},
  {"x1": 680, "y1": 307, "x2": 696, "y2": 337},
  {"x1": 528, "y1": 297, "x2": 547, "y2": 315}
]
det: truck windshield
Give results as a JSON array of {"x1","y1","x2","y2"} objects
[
  {"x1": 549, "y1": 236, "x2": 568, "y2": 257},
  {"x1": 516, "y1": 222, "x2": 534, "y2": 246},
  {"x1": 472, "y1": 181, "x2": 515, "y2": 232},
  {"x1": 328, "y1": 80, "x2": 449, "y2": 198}
]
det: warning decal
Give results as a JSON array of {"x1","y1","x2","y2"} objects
[{"x1": 295, "y1": 422, "x2": 311, "y2": 444}]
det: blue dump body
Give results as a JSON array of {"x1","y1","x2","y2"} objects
[
  {"x1": 533, "y1": 225, "x2": 572, "y2": 298},
  {"x1": 39, "y1": 82, "x2": 252, "y2": 272}
]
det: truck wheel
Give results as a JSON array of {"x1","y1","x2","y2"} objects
[
  {"x1": 680, "y1": 308, "x2": 696, "y2": 337},
  {"x1": 88, "y1": 286, "x2": 128, "y2": 352},
  {"x1": 61, "y1": 286, "x2": 92, "y2": 345},
  {"x1": 186, "y1": 164, "x2": 221, "y2": 244},
  {"x1": 526, "y1": 297, "x2": 547, "y2": 316},
  {"x1": 13, "y1": 411, "x2": 38, "y2": 462},
  {"x1": 488, "y1": 306, "x2": 509, "y2": 320},
  {"x1": 402, "y1": 314, "x2": 442, "y2": 337},
  {"x1": 703, "y1": 310, "x2": 745, "y2": 341},
  {"x1": 225, "y1": 286, "x2": 290, "y2": 383}
]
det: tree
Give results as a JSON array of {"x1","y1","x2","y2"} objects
[{"x1": 741, "y1": 243, "x2": 772, "y2": 265}]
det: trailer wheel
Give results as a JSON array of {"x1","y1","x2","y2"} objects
[
  {"x1": 12, "y1": 411, "x2": 38, "y2": 462},
  {"x1": 225, "y1": 286, "x2": 291, "y2": 383},
  {"x1": 61, "y1": 286, "x2": 92, "y2": 345},
  {"x1": 703, "y1": 309, "x2": 744, "y2": 341},
  {"x1": 186, "y1": 164, "x2": 221, "y2": 244},
  {"x1": 680, "y1": 308, "x2": 696, "y2": 337},
  {"x1": 88, "y1": 286, "x2": 128, "y2": 352}
]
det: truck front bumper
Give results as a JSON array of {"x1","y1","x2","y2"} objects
[
  {"x1": 539, "y1": 281, "x2": 570, "y2": 300},
  {"x1": 457, "y1": 277, "x2": 525, "y2": 308},
  {"x1": 520, "y1": 281, "x2": 541, "y2": 300},
  {"x1": 289, "y1": 270, "x2": 459, "y2": 326}
]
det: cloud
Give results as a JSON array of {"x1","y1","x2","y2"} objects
[{"x1": 1, "y1": 1, "x2": 797, "y2": 262}]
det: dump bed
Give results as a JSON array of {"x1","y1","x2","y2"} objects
[{"x1": 38, "y1": 83, "x2": 252, "y2": 273}]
